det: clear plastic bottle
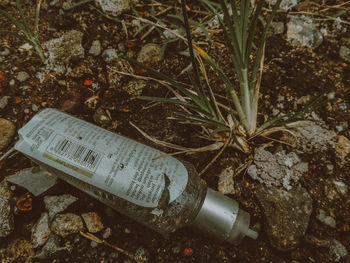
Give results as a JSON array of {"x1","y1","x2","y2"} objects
[{"x1": 14, "y1": 108, "x2": 257, "y2": 244}]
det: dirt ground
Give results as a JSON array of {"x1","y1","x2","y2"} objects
[{"x1": 0, "y1": 0, "x2": 350, "y2": 262}]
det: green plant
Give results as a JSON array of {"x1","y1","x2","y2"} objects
[
  {"x1": 0, "y1": 0, "x2": 45, "y2": 62},
  {"x1": 123, "y1": 0, "x2": 283, "y2": 153}
]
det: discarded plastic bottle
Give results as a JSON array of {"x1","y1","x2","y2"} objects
[{"x1": 14, "y1": 108, "x2": 257, "y2": 244}]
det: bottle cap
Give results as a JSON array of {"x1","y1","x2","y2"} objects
[{"x1": 192, "y1": 188, "x2": 257, "y2": 245}]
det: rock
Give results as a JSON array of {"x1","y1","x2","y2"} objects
[
  {"x1": 339, "y1": 46, "x2": 350, "y2": 63},
  {"x1": 81, "y1": 212, "x2": 104, "y2": 233},
  {"x1": 266, "y1": 0, "x2": 297, "y2": 11},
  {"x1": 287, "y1": 15, "x2": 323, "y2": 49},
  {"x1": 0, "y1": 180, "x2": 14, "y2": 237},
  {"x1": 16, "y1": 71, "x2": 30, "y2": 82},
  {"x1": 0, "y1": 48, "x2": 10, "y2": 56},
  {"x1": 93, "y1": 107, "x2": 111, "y2": 126},
  {"x1": 50, "y1": 213, "x2": 84, "y2": 238},
  {"x1": 95, "y1": 0, "x2": 130, "y2": 16},
  {"x1": 102, "y1": 227, "x2": 111, "y2": 239},
  {"x1": 101, "y1": 48, "x2": 118, "y2": 63},
  {"x1": 316, "y1": 209, "x2": 336, "y2": 228},
  {"x1": 336, "y1": 135, "x2": 350, "y2": 160},
  {"x1": 137, "y1": 43, "x2": 162, "y2": 64},
  {"x1": 0, "y1": 96, "x2": 10, "y2": 110},
  {"x1": 31, "y1": 104, "x2": 39, "y2": 112},
  {"x1": 44, "y1": 194, "x2": 78, "y2": 219},
  {"x1": 89, "y1": 40, "x2": 102, "y2": 56},
  {"x1": 34, "y1": 235, "x2": 69, "y2": 260},
  {"x1": 31, "y1": 212, "x2": 51, "y2": 248},
  {"x1": 218, "y1": 166, "x2": 235, "y2": 194},
  {"x1": 248, "y1": 148, "x2": 308, "y2": 190},
  {"x1": 123, "y1": 79, "x2": 147, "y2": 97},
  {"x1": 255, "y1": 185, "x2": 312, "y2": 251},
  {"x1": 43, "y1": 30, "x2": 84, "y2": 67},
  {"x1": 288, "y1": 121, "x2": 337, "y2": 153},
  {"x1": 332, "y1": 180, "x2": 348, "y2": 195},
  {"x1": 330, "y1": 239, "x2": 348, "y2": 262}
]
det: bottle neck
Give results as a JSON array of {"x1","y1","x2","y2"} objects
[{"x1": 191, "y1": 187, "x2": 257, "y2": 245}]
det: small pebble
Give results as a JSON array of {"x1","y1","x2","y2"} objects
[
  {"x1": 0, "y1": 96, "x2": 10, "y2": 110},
  {"x1": 89, "y1": 40, "x2": 102, "y2": 56},
  {"x1": 316, "y1": 209, "x2": 336, "y2": 228},
  {"x1": 81, "y1": 212, "x2": 104, "y2": 233},
  {"x1": 90, "y1": 241, "x2": 98, "y2": 248},
  {"x1": 102, "y1": 227, "x2": 111, "y2": 239},
  {"x1": 0, "y1": 118, "x2": 15, "y2": 150},
  {"x1": 0, "y1": 48, "x2": 10, "y2": 56},
  {"x1": 101, "y1": 49, "x2": 118, "y2": 63},
  {"x1": 16, "y1": 71, "x2": 30, "y2": 82}
]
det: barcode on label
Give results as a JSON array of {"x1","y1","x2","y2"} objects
[{"x1": 51, "y1": 136, "x2": 101, "y2": 170}]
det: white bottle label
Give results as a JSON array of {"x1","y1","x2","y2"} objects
[{"x1": 15, "y1": 108, "x2": 188, "y2": 208}]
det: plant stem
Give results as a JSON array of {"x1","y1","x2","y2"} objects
[{"x1": 240, "y1": 67, "x2": 252, "y2": 133}]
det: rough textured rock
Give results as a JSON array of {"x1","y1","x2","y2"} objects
[
  {"x1": 255, "y1": 185, "x2": 313, "y2": 251},
  {"x1": 339, "y1": 38, "x2": 350, "y2": 63},
  {"x1": 287, "y1": 15, "x2": 323, "y2": 49},
  {"x1": 89, "y1": 40, "x2": 102, "y2": 56},
  {"x1": 316, "y1": 209, "x2": 336, "y2": 228},
  {"x1": 31, "y1": 212, "x2": 51, "y2": 248},
  {"x1": 329, "y1": 239, "x2": 348, "y2": 262},
  {"x1": 34, "y1": 235, "x2": 69, "y2": 260},
  {"x1": 336, "y1": 135, "x2": 350, "y2": 160},
  {"x1": 15, "y1": 71, "x2": 30, "y2": 82},
  {"x1": 288, "y1": 121, "x2": 337, "y2": 153},
  {"x1": 0, "y1": 118, "x2": 15, "y2": 151},
  {"x1": 266, "y1": 0, "x2": 297, "y2": 11},
  {"x1": 248, "y1": 147, "x2": 308, "y2": 190},
  {"x1": 44, "y1": 194, "x2": 78, "y2": 219},
  {"x1": 81, "y1": 212, "x2": 104, "y2": 233},
  {"x1": 137, "y1": 43, "x2": 162, "y2": 64},
  {"x1": 218, "y1": 166, "x2": 235, "y2": 194},
  {"x1": 101, "y1": 48, "x2": 118, "y2": 63},
  {"x1": 123, "y1": 79, "x2": 147, "y2": 97},
  {"x1": 43, "y1": 30, "x2": 84, "y2": 68},
  {"x1": 51, "y1": 213, "x2": 84, "y2": 238},
  {"x1": 0, "y1": 96, "x2": 10, "y2": 109},
  {"x1": 0, "y1": 180, "x2": 14, "y2": 237},
  {"x1": 95, "y1": 0, "x2": 130, "y2": 16}
]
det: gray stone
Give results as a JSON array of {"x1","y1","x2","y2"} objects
[
  {"x1": 330, "y1": 239, "x2": 348, "y2": 262},
  {"x1": 31, "y1": 104, "x2": 39, "y2": 112},
  {"x1": 34, "y1": 235, "x2": 69, "y2": 260},
  {"x1": 255, "y1": 185, "x2": 312, "y2": 251},
  {"x1": 31, "y1": 212, "x2": 51, "y2": 248},
  {"x1": 287, "y1": 15, "x2": 323, "y2": 49},
  {"x1": 89, "y1": 40, "x2": 102, "y2": 56},
  {"x1": 44, "y1": 194, "x2": 78, "y2": 219},
  {"x1": 16, "y1": 71, "x2": 30, "y2": 82},
  {"x1": 0, "y1": 180, "x2": 14, "y2": 237},
  {"x1": 123, "y1": 79, "x2": 147, "y2": 97},
  {"x1": 266, "y1": 0, "x2": 297, "y2": 11},
  {"x1": 137, "y1": 43, "x2": 162, "y2": 64},
  {"x1": 0, "y1": 96, "x2": 10, "y2": 110},
  {"x1": 0, "y1": 48, "x2": 10, "y2": 56},
  {"x1": 0, "y1": 118, "x2": 15, "y2": 151},
  {"x1": 50, "y1": 213, "x2": 84, "y2": 238},
  {"x1": 316, "y1": 209, "x2": 336, "y2": 228},
  {"x1": 102, "y1": 227, "x2": 111, "y2": 239},
  {"x1": 248, "y1": 148, "x2": 308, "y2": 190},
  {"x1": 81, "y1": 212, "x2": 104, "y2": 233},
  {"x1": 101, "y1": 48, "x2": 118, "y2": 63},
  {"x1": 218, "y1": 166, "x2": 235, "y2": 194},
  {"x1": 339, "y1": 45, "x2": 350, "y2": 63},
  {"x1": 95, "y1": 0, "x2": 130, "y2": 16},
  {"x1": 43, "y1": 30, "x2": 84, "y2": 67},
  {"x1": 288, "y1": 121, "x2": 337, "y2": 153},
  {"x1": 333, "y1": 180, "x2": 348, "y2": 195}
]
